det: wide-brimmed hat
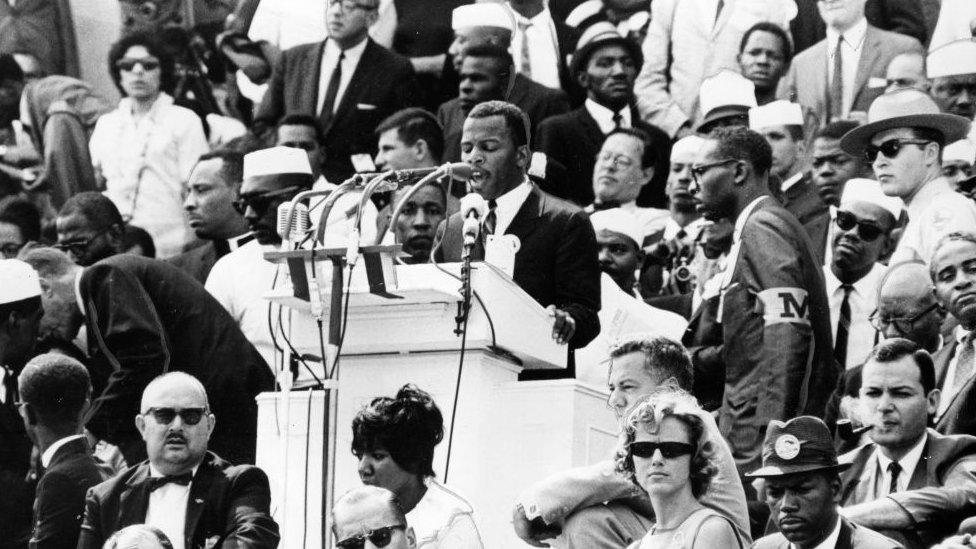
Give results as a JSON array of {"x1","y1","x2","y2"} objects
[
  {"x1": 746, "y1": 416, "x2": 851, "y2": 478},
  {"x1": 839, "y1": 89, "x2": 972, "y2": 156},
  {"x1": 570, "y1": 22, "x2": 643, "y2": 76}
]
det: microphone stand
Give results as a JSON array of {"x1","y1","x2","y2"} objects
[
  {"x1": 375, "y1": 163, "x2": 458, "y2": 246},
  {"x1": 457, "y1": 235, "x2": 475, "y2": 336}
]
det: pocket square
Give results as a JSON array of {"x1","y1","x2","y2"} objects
[
  {"x1": 356, "y1": 103, "x2": 377, "y2": 110},
  {"x1": 868, "y1": 77, "x2": 887, "y2": 89}
]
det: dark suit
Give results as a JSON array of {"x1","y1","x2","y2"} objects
[
  {"x1": 254, "y1": 38, "x2": 421, "y2": 182},
  {"x1": 77, "y1": 452, "x2": 279, "y2": 549},
  {"x1": 534, "y1": 106, "x2": 671, "y2": 208},
  {"x1": 840, "y1": 429, "x2": 976, "y2": 549},
  {"x1": 30, "y1": 438, "x2": 108, "y2": 549},
  {"x1": 754, "y1": 517, "x2": 901, "y2": 549},
  {"x1": 0, "y1": 398, "x2": 34, "y2": 549},
  {"x1": 437, "y1": 73, "x2": 571, "y2": 162},
  {"x1": 780, "y1": 173, "x2": 831, "y2": 262},
  {"x1": 166, "y1": 241, "x2": 221, "y2": 285},
  {"x1": 79, "y1": 255, "x2": 274, "y2": 465},
  {"x1": 934, "y1": 340, "x2": 976, "y2": 437}
]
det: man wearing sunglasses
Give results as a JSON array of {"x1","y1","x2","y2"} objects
[
  {"x1": 77, "y1": 372, "x2": 279, "y2": 549},
  {"x1": 839, "y1": 89, "x2": 976, "y2": 265},
  {"x1": 333, "y1": 486, "x2": 416, "y2": 549},
  {"x1": 55, "y1": 192, "x2": 126, "y2": 267}
]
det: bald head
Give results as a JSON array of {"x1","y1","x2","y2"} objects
[
  {"x1": 140, "y1": 372, "x2": 209, "y2": 413},
  {"x1": 875, "y1": 261, "x2": 943, "y2": 352},
  {"x1": 333, "y1": 486, "x2": 416, "y2": 548},
  {"x1": 885, "y1": 52, "x2": 928, "y2": 93}
]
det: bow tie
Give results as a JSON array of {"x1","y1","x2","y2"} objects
[{"x1": 148, "y1": 472, "x2": 193, "y2": 492}]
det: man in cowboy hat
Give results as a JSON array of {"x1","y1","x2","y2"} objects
[
  {"x1": 840, "y1": 89, "x2": 976, "y2": 265},
  {"x1": 750, "y1": 416, "x2": 900, "y2": 549}
]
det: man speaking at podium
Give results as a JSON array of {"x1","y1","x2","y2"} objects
[{"x1": 433, "y1": 100, "x2": 601, "y2": 378}]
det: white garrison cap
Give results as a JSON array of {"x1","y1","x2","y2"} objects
[
  {"x1": 944, "y1": 139, "x2": 976, "y2": 164},
  {"x1": 452, "y1": 3, "x2": 514, "y2": 32},
  {"x1": 749, "y1": 100, "x2": 804, "y2": 130},
  {"x1": 243, "y1": 146, "x2": 312, "y2": 178},
  {"x1": 0, "y1": 259, "x2": 41, "y2": 305},
  {"x1": 841, "y1": 178, "x2": 904, "y2": 219},
  {"x1": 671, "y1": 135, "x2": 707, "y2": 163},
  {"x1": 699, "y1": 70, "x2": 757, "y2": 118},
  {"x1": 927, "y1": 39, "x2": 976, "y2": 79},
  {"x1": 590, "y1": 208, "x2": 644, "y2": 247}
]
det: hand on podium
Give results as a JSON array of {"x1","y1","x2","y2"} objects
[{"x1": 547, "y1": 305, "x2": 576, "y2": 346}]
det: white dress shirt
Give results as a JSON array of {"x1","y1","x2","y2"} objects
[
  {"x1": 584, "y1": 99, "x2": 632, "y2": 134},
  {"x1": 618, "y1": 201, "x2": 670, "y2": 243},
  {"x1": 490, "y1": 179, "x2": 534, "y2": 236},
  {"x1": 873, "y1": 433, "x2": 926, "y2": 497},
  {"x1": 938, "y1": 326, "x2": 975, "y2": 418},
  {"x1": 825, "y1": 17, "x2": 868, "y2": 117},
  {"x1": 144, "y1": 464, "x2": 200, "y2": 549},
  {"x1": 823, "y1": 263, "x2": 885, "y2": 370},
  {"x1": 40, "y1": 434, "x2": 86, "y2": 468},
  {"x1": 511, "y1": 8, "x2": 562, "y2": 90},
  {"x1": 662, "y1": 216, "x2": 707, "y2": 247},
  {"x1": 317, "y1": 37, "x2": 369, "y2": 116},
  {"x1": 792, "y1": 514, "x2": 841, "y2": 549},
  {"x1": 781, "y1": 171, "x2": 805, "y2": 193}
]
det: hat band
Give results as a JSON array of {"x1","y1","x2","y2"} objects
[{"x1": 243, "y1": 172, "x2": 314, "y2": 190}]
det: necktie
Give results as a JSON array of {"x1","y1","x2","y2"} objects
[
  {"x1": 715, "y1": 0, "x2": 725, "y2": 24},
  {"x1": 483, "y1": 199, "x2": 498, "y2": 237},
  {"x1": 1, "y1": 367, "x2": 15, "y2": 405},
  {"x1": 320, "y1": 50, "x2": 345, "y2": 128},
  {"x1": 148, "y1": 472, "x2": 193, "y2": 492},
  {"x1": 887, "y1": 461, "x2": 902, "y2": 494},
  {"x1": 953, "y1": 332, "x2": 975, "y2": 391},
  {"x1": 829, "y1": 36, "x2": 844, "y2": 120},
  {"x1": 518, "y1": 21, "x2": 532, "y2": 79},
  {"x1": 612, "y1": 111, "x2": 623, "y2": 128},
  {"x1": 834, "y1": 284, "x2": 853, "y2": 369}
]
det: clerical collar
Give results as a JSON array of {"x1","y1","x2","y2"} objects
[{"x1": 228, "y1": 233, "x2": 254, "y2": 252}]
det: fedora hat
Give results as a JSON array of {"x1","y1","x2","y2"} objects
[
  {"x1": 570, "y1": 22, "x2": 643, "y2": 76},
  {"x1": 746, "y1": 416, "x2": 851, "y2": 478},
  {"x1": 840, "y1": 89, "x2": 972, "y2": 156}
]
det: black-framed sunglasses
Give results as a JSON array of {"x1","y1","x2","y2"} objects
[
  {"x1": 142, "y1": 407, "x2": 208, "y2": 426},
  {"x1": 115, "y1": 57, "x2": 161, "y2": 72},
  {"x1": 54, "y1": 227, "x2": 112, "y2": 257},
  {"x1": 834, "y1": 210, "x2": 884, "y2": 242},
  {"x1": 868, "y1": 302, "x2": 941, "y2": 334},
  {"x1": 629, "y1": 441, "x2": 695, "y2": 459},
  {"x1": 232, "y1": 186, "x2": 301, "y2": 215},
  {"x1": 690, "y1": 158, "x2": 738, "y2": 184},
  {"x1": 863, "y1": 139, "x2": 930, "y2": 162},
  {"x1": 336, "y1": 525, "x2": 406, "y2": 549}
]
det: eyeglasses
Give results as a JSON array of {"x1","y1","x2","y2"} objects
[
  {"x1": 232, "y1": 186, "x2": 301, "y2": 215},
  {"x1": 690, "y1": 158, "x2": 738, "y2": 184},
  {"x1": 596, "y1": 150, "x2": 636, "y2": 169},
  {"x1": 0, "y1": 241, "x2": 24, "y2": 259},
  {"x1": 328, "y1": 0, "x2": 378, "y2": 13},
  {"x1": 115, "y1": 57, "x2": 161, "y2": 72},
  {"x1": 142, "y1": 407, "x2": 208, "y2": 426},
  {"x1": 629, "y1": 441, "x2": 695, "y2": 459},
  {"x1": 863, "y1": 139, "x2": 930, "y2": 162},
  {"x1": 834, "y1": 210, "x2": 885, "y2": 242},
  {"x1": 336, "y1": 525, "x2": 406, "y2": 549},
  {"x1": 54, "y1": 227, "x2": 112, "y2": 257},
  {"x1": 811, "y1": 153, "x2": 853, "y2": 169},
  {"x1": 943, "y1": 163, "x2": 973, "y2": 179},
  {"x1": 869, "y1": 302, "x2": 940, "y2": 334}
]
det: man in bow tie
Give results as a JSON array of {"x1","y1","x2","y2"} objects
[{"x1": 77, "y1": 372, "x2": 279, "y2": 549}]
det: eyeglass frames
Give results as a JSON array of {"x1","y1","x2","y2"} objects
[{"x1": 863, "y1": 139, "x2": 930, "y2": 163}]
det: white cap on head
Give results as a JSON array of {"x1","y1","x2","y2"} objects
[
  {"x1": 927, "y1": 39, "x2": 976, "y2": 79},
  {"x1": 840, "y1": 178, "x2": 905, "y2": 219},
  {"x1": 243, "y1": 146, "x2": 312, "y2": 178},
  {"x1": 699, "y1": 70, "x2": 757, "y2": 118},
  {"x1": 749, "y1": 100, "x2": 804, "y2": 131},
  {"x1": 451, "y1": 3, "x2": 514, "y2": 32},
  {"x1": 590, "y1": 208, "x2": 644, "y2": 248},
  {"x1": 944, "y1": 139, "x2": 976, "y2": 164},
  {"x1": 671, "y1": 135, "x2": 706, "y2": 163},
  {"x1": 0, "y1": 259, "x2": 41, "y2": 305}
]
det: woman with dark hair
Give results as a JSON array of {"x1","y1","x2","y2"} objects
[
  {"x1": 89, "y1": 31, "x2": 208, "y2": 259},
  {"x1": 617, "y1": 390, "x2": 743, "y2": 549},
  {"x1": 352, "y1": 384, "x2": 484, "y2": 548}
]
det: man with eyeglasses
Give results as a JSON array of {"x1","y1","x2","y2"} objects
[
  {"x1": 54, "y1": 192, "x2": 127, "y2": 267},
  {"x1": 77, "y1": 372, "x2": 279, "y2": 549},
  {"x1": 839, "y1": 89, "x2": 976, "y2": 265},
  {"x1": 333, "y1": 486, "x2": 417, "y2": 549}
]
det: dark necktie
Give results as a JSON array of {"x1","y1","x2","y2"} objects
[
  {"x1": 148, "y1": 472, "x2": 193, "y2": 492},
  {"x1": 612, "y1": 111, "x2": 623, "y2": 128},
  {"x1": 829, "y1": 36, "x2": 844, "y2": 120},
  {"x1": 320, "y1": 50, "x2": 345, "y2": 128},
  {"x1": 483, "y1": 199, "x2": 498, "y2": 236},
  {"x1": 834, "y1": 284, "x2": 853, "y2": 368},
  {"x1": 887, "y1": 461, "x2": 902, "y2": 494},
  {"x1": 715, "y1": 0, "x2": 725, "y2": 24}
]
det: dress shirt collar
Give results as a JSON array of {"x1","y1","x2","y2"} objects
[
  {"x1": 957, "y1": 325, "x2": 972, "y2": 344},
  {"x1": 733, "y1": 195, "x2": 769, "y2": 242},
  {"x1": 585, "y1": 99, "x2": 631, "y2": 134},
  {"x1": 491, "y1": 178, "x2": 534, "y2": 235},
  {"x1": 781, "y1": 171, "x2": 804, "y2": 192},
  {"x1": 793, "y1": 514, "x2": 841, "y2": 549},
  {"x1": 41, "y1": 434, "x2": 86, "y2": 468},
  {"x1": 148, "y1": 462, "x2": 201, "y2": 479},
  {"x1": 325, "y1": 34, "x2": 368, "y2": 64},
  {"x1": 875, "y1": 431, "x2": 927, "y2": 492},
  {"x1": 663, "y1": 216, "x2": 706, "y2": 242},
  {"x1": 74, "y1": 267, "x2": 85, "y2": 317},
  {"x1": 824, "y1": 262, "x2": 886, "y2": 299},
  {"x1": 512, "y1": 6, "x2": 553, "y2": 26},
  {"x1": 826, "y1": 16, "x2": 867, "y2": 51}
]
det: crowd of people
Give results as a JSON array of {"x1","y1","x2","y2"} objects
[{"x1": 3, "y1": 0, "x2": 976, "y2": 547}]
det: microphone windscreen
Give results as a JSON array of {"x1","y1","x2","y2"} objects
[
  {"x1": 276, "y1": 202, "x2": 293, "y2": 240},
  {"x1": 462, "y1": 216, "x2": 481, "y2": 240},
  {"x1": 291, "y1": 202, "x2": 309, "y2": 240},
  {"x1": 460, "y1": 193, "x2": 487, "y2": 219}
]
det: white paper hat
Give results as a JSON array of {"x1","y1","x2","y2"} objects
[
  {"x1": 699, "y1": 70, "x2": 757, "y2": 119},
  {"x1": 749, "y1": 100, "x2": 804, "y2": 130},
  {"x1": 452, "y1": 3, "x2": 514, "y2": 32},
  {"x1": 927, "y1": 39, "x2": 976, "y2": 79},
  {"x1": 944, "y1": 139, "x2": 976, "y2": 164},
  {"x1": 0, "y1": 259, "x2": 41, "y2": 305},
  {"x1": 840, "y1": 178, "x2": 905, "y2": 219},
  {"x1": 671, "y1": 135, "x2": 707, "y2": 163},
  {"x1": 590, "y1": 208, "x2": 644, "y2": 247},
  {"x1": 243, "y1": 146, "x2": 312, "y2": 179}
]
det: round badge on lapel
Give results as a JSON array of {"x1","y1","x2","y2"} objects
[{"x1": 774, "y1": 434, "x2": 801, "y2": 460}]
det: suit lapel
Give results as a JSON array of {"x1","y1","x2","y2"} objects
[
  {"x1": 840, "y1": 445, "x2": 873, "y2": 504},
  {"x1": 907, "y1": 438, "x2": 931, "y2": 490},
  {"x1": 710, "y1": 0, "x2": 734, "y2": 39},
  {"x1": 851, "y1": 26, "x2": 880, "y2": 107},
  {"x1": 577, "y1": 109, "x2": 604, "y2": 152},
  {"x1": 119, "y1": 464, "x2": 152, "y2": 527},
  {"x1": 935, "y1": 341, "x2": 958, "y2": 389},
  {"x1": 505, "y1": 185, "x2": 543, "y2": 239},
  {"x1": 327, "y1": 39, "x2": 374, "y2": 135},
  {"x1": 184, "y1": 457, "x2": 217, "y2": 548}
]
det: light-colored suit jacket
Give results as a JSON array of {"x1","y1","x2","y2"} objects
[
  {"x1": 633, "y1": 0, "x2": 797, "y2": 136},
  {"x1": 777, "y1": 24, "x2": 922, "y2": 126}
]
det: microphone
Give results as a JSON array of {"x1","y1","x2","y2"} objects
[
  {"x1": 277, "y1": 202, "x2": 309, "y2": 243},
  {"x1": 357, "y1": 163, "x2": 482, "y2": 191},
  {"x1": 460, "y1": 193, "x2": 487, "y2": 247}
]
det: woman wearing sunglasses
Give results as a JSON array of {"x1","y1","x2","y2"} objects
[
  {"x1": 617, "y1": 391, "x2": 743, "y2": 549},
  {"x1": 89, "y1": 31, "x2": 209, "y2": 259},
  {"x1": 352, "y1": 384, "x2": 484, "y2": 548}
]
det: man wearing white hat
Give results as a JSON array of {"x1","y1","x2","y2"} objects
[
  {"x1": 695, "y1": 70, "x2": 756, "y2": 135},
  {"x1": 825, "y1": 178, "x2": 901, "y2": 371},
  {"x1": 943, "y1": 139, "x2": 975, "y2": 189},
  {"x1": 751, "y1": 100, "x2": 832, "y2": 261},
  {"x1": 927, "y1": 39, "x2": 976, "y2": 124},
  {"x1": 840, "y1": 88, "x2": 976, "y2": 264}
]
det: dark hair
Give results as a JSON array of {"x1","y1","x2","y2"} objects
[
  {"x1": 739, "y1": 22, "x2": 793, "y2": 65},
  {"x1": 58, "y1": 192, "x2": 125, "y2": 231},
  {"x1": 278, "y1": 113, "x2": 325, "y2": 143},
  {"x1": 930, "y1": 231, "x2": 976, "y2": 279},
  {"x1": 221, "y1": 133, "x2": 271, "y2": 154},
  {"x1": 122, "y1": 225, "x2": 155, "y2": 258},
  {"x1": 467, "y1": 100, "x2": 529, "y2": 149},
  {"x1": 351, "y1": 384, "x2": 444, "y2": 478},
  {"x1": 196, "y1": 149, "x2": 246, "y2": 190},
  {"x1": 784, "y1": 125, "x2": 804, "y2": 142},
  {"x1": 107, "y1": 30, "x2": 176, "y2": 96},
  {"x1": 0, "y1": 295, "x2": 41, "y2": 330},
  {"x1": 0, "y1": 197, "x2": 41, "y2": 242},
  {"x1": 0, "y1": 53, "x2": 24, "y2": 82},
  {"x1": 19, "y1": 353, "x2": 91, "y2": 429},
  {"x1": 816, "y1": 120, "x2": 861, "y2": 141},
  {"x1": 609, "y1": 336, "x2": 693, "y2": 391},
  {"x1": 866, "y1": 338, "x2": 936, "y2": 394},
  {"x1": 706, "y1": 126, "x2": 773, "y2": 176},
  {"x1": 461, "y1": 43, "x2": 515, "y2": 71},
  {"x1": 606, "y1": 127, "x2": 657, "y2": 169},
  {"x1": 375, "y1": 108, "x2": 445, "y2": 163},
  {"x1": 910, "y1": 126, "x2": 946, "y2": 149}
]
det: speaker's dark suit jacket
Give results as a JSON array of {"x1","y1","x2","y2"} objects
[
  {"x1": 934, "y1": 340, "x2": 976, "y2": 437},
  {"x1": 780, "y1": 173, "x2": 831, "y2": 263},
  {"x1": 839, "y1": 429, "x2": 976, "y2": 549},
  {"x1": 30, "y1": 437, "x2": 108, "y2": 549},
  {"x1": 754, "y1": 517, "x2": 900, "y2": 549},
  {"x1": 79, "y1": 255, "x2": 273, "y2": 465},
  {"x1": 534, "y1": 105, "x2": 671, "y2": 208},
  {"x1": 0, "y1": 398, "x2": 34, "y2": 549},
  {"x1": 433, "y1": 184, "x2": 601, "y2": 355},
  {"x1": 77, "y1": 452, "x2": 279, "y2": 549},
  {"x1": 255, "y1": 38, "x2": 421, "y2": 182}
]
